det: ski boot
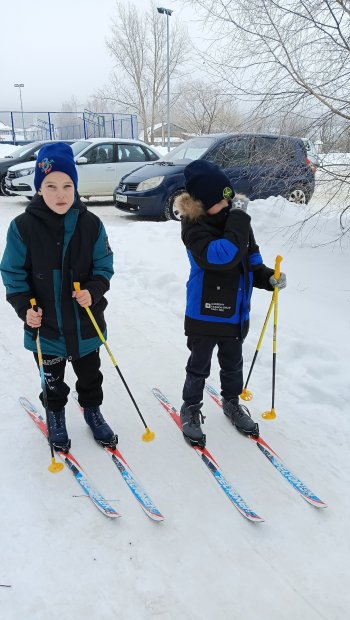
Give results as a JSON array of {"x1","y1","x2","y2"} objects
[
  {"x1": 83, "y1": 406, "x2": 118, "y2": 448},
  {"x1": 180, "y1": 402, "x2": 206, "y2": 448},
  {"x1": 222, "y1": 398, "x2": 259, "y2": 437},
  {"x1": 47, "y1": 408, "x2": 71, "y2": 453}
]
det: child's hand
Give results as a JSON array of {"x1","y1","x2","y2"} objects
[
  {"x1": 72, "y1": 289, "x2": 92, "y2": 307},
  {"x1": 269, "y1": 273, "x2": 287, "y2": 290},
  {"x1": 26, "y1": 306, "x2": 42, "y2": 328}
]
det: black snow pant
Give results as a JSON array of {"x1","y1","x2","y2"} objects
[
  {"x1": 182, "y1": 336, "x2": 243, "y2": 406},
  {"x1": 34, "y1": 349, "x2": 103, "y2": 412}
]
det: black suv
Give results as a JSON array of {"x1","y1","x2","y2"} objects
[
  {"x1": 0, "y1": 140, "x2": 74, "y2": 196},
  {"x1": 114, "y1": 133, "x2": 316, "y2": 220}
]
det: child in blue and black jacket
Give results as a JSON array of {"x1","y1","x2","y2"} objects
[
  {"x1": 0, "y1": 142, "x2": 117, "y2": 452},
  {"x1": 175, "y1": 159, "x2": 287, "y2": 447}
]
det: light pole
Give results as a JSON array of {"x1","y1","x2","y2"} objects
[
  {"x1": 157, "y1": 7, "x2": 173, "y2": 152},
  {"x1": 14, "y1": 83, "x2": 26, "y2": 141}
]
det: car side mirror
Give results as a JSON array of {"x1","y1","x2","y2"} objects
[
  {"x1": 76, "y1": 156, "x2": 88, "y2": 165},
  {"x1": 30, "y1": 154, "x2": 37, "y2": 161}
]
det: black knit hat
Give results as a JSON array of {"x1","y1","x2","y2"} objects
[{"x1": 184, "y1": 160, "x2": 234, "y2": 211}]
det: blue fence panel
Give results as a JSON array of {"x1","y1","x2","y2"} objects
[{"x1": 0, "y1": 110, "x2": 138, "y2": 144}]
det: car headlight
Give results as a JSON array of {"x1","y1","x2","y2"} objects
[
  {"x1": 136, "y1": 176, "x2": 164, "y2": 191},
  {"x1": 16, "y1": 167, "x2": 35, "y2": 177}
]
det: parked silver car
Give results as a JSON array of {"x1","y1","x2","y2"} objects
[{"x1": 5, "y1": 138, "x2": 160, "y2": 198}]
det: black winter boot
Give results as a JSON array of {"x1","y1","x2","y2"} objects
[
  {"x1": 180, "y1": 402, "x2": 206, "y2": 447},
  {"x1": 222, "y1": 398, "x2": 259, "y2": 437},
  {"x1": 47, "y1": 408, "x2": 71, "y2": 453},
  {"x1": 83, "y1": 406, "x2": 118, "y2": 448}
]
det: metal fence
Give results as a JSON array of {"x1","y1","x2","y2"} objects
[{"x1": 0, "y1": 110, "x2": 138, "y2": 144}]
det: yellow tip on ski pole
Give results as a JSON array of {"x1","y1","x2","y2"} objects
[
  {"x1": 262, "y1": 408, "x2": 277, "y2": 420},
  {"x1": 48, "y1": 457, "x2": 64, "y2": 473},
  {"x1": 142, "y1": 427, "x2": 156, "y2": 442},
  {"x1": 240, "y1": 387, "x2": 253, "y2": 401}
]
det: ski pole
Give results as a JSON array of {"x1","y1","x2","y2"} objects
[
  {"x1": 261, "y1": 255, "x2": 283, "y2": 420},
  {"x1": 73, "y1": 283, "x2": 155, "y2": 442},
  {"x1": 240, "y1": 295, "x2": 275, "y2": 401},
  {"x1": 30, "y1": 299, "x2": 64, "y2": 473},
  {"x1": 241, "y1": 255, "x2": 282, "y2": 401}
]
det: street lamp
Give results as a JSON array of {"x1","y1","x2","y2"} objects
[
  {"x1": 157, "y1": 7, "x2": 173, "y2": 152},
  {"x1": 14, "y1": 83, "x2": 26, "y2": 140}
]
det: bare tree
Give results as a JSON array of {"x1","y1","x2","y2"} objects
[
  {"x1": 184, "y1": 1, "x2": 349, "y2": 129},
  {"x1": 84, "y1": 96, "x2": 114, "y2": 114},
  {"x1": 173, "y1": 79, "x2": 243, "y2": 134},
  {"x1": 97, "y1": 1, "x2": 190, "y2": 144},
  {"x1": 185, "y1": 0, "x2": 350, "y2": 237}
]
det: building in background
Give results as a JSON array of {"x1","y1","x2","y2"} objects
[{"x1": 139, "y1": 121, "x2": 190, "y2": 148}]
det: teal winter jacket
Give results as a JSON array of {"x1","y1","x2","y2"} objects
[{"x1": 0, "y1": 194, "x2": 114, "y2": 360}]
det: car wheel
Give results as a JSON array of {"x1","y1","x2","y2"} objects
[
  {"x1": 0, "y1": 175, "x2": 12, "y2": 197},
  {"x1": 164, "y1": 190, "x2": 185, "y2": 221},
  {"x1": 286, "y1": 185, "x2": 310, "y2": 204}
]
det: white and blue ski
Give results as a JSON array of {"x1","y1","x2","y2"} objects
[
  {"x1": 152, "y1": 388, "x2": 264, "y2": 522},
  {"x1": 204, "y1": 384, "x2": 327, "y2": 509},
  {"x1": 19, "y1": 397, "x2": 120, "y2": 518},
  {"x1": 72, "y1": 392, "x2": 164, "y2": 522}
]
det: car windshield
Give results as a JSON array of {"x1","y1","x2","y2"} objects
[
  {"x1": 4, "y1": 143, "x2": 39, "y2": 158},
  {"x1": 71, "y1": 141, "x2": 91, "y2": 156},
  {"x1": 163, "y1": 137, "x2": 218, "y2": 162}
]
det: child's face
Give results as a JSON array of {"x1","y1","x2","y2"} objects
[
  {"x1": 207, "y1": 198, "x2": 230, "y2": 215},
  {"x1": 38, "y1": 171, "x2": 75, "y2": 214}
]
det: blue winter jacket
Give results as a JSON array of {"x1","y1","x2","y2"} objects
[
  {"x1": 177, "y1": 195, "x2": 274, "y2": 340},
  {"x1": 0, "y1": 195, "x2": 114, "y2": 360}
]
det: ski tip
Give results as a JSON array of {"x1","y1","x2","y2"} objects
[
  {"x1": 236, "y1": 507, "x2": 264, "y2": 522},
  {"x1": 304, "y1": 497, "x2": 328, "y2": 509},
  {"x1": 105, "y1": 511, "x2": 122, "y2": 519},
  {"x1": 144, "y1": 510, "x2": 165, "y2": 522},
  {"x1": 249, "y1": 515, "x2": 265, "y2": 523}
]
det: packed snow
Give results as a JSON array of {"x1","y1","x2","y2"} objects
[{"x1": 0, "y1": 144, "x2": 349, "y2": 620}]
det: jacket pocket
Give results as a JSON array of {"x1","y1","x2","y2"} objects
[{"x1": 200, "y1": 271, "x2": 240, "y2": 318}]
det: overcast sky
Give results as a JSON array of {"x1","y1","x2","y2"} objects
[{"x1": 1, "y1": 0, "x2": 202, "y2": 113}]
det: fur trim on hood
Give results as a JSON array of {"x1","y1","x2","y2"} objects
[
  {"x1": 175, "y1": 191, "x2": 248, "y2": 221},
  {"x1": 175, "y1": 192, "x2": 206, "y2": 221}
]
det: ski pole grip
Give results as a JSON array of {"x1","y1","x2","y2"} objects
[
  {"x1": 30, "y1": 297, "x2": 38, "y2": 312},
  {"x1": 73, "y1": 282, "x2": 81, "y2": 293},
  {"x1": 274, "y1": 255, "x2": 283, "y2": 280},
  {"x1": 29, "y1": 298, "x2": 39, "y2": 337}
]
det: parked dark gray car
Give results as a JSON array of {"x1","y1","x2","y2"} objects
[{"x1": 114, "y1": 133, "x2": 316, "y2": 220}]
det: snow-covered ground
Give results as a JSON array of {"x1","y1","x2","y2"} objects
[{"x1": 0, "y1": 149, "x2": 350, "y2": 620}]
